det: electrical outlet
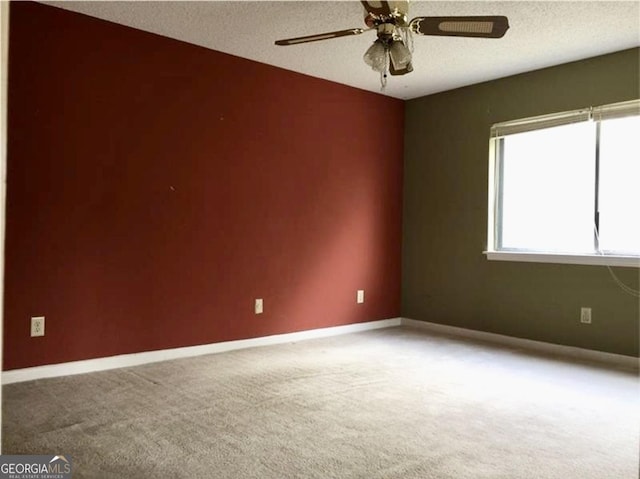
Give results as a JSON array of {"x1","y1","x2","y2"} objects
[
  {"x1": 255, "y1": 298, "x2": 263, "y2": 315},
  {"x1": 580, "y1": 307, "x2": 592, "y2": 324},
  {"x1": 357, "y1": 290, "x2": 365, "y2": 304},
  {"x1": 31, "y1": 316, "x2": 45, "y2": 337}
]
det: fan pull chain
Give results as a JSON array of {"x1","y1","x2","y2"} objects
[
  {"x1": 380, "y1": 49, "x2": 389, "y2": 91},
  {"x1": 380, "y1": 71, "x2": 387, "y2": 90}
]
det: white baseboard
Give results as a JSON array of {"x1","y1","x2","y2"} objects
[
  {"x1": 6, "y1": 317, "x2": 634, "y2": 385},
  {"x1": 401, "y1": 318, "x2": 639, "y2": 370},
  {"x1": 2, "y1": 318, "x2": 402, "y2": 385}
]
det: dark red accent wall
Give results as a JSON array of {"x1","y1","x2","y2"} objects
[{"x1": 4, "y1": 2, "x2": 403, "y2": 370}]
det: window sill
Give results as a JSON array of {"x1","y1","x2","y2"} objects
[{"x1": 484, "y1": 251, "x2": 640, "y2": 268}]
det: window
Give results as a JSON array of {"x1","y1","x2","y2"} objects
[{"x1": 486, "y1": 99, "x2": 640, "y2": 267}]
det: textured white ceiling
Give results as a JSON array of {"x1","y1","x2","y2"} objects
[{"x1": 43, "y1": 1, "x2": 640, "y2": 100}]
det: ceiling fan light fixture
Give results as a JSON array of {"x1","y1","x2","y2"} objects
[
  {"x1": 363, "y1": 39, "x2": 388, "y2": 73},
  {"x1": 389, "y1": 40, "x2": 411, "y2": 69}
]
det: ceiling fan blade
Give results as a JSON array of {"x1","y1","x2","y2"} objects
[
  {"x1": 360, "y1": 1, "x2": 392, "y2": 16},
  {"x1": 410, "y1": 16, "x2": 510, "y2": 38},
  {"x1": 390, "y1": 1, "x2": 410, "y2": 16},
  {"x1": 275, "y1": 28, "x2": 366, "y2": 46}
]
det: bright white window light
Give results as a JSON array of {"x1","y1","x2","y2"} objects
[
  {"x1": 500, "y1": 122, "x2": 596, "y2": 253},
  {"x1": 488, "y1": 99, "x2": 640, "y2": 267},
  {"x1": 598, "y1": 116, "x2": 640, "y2": 255}
]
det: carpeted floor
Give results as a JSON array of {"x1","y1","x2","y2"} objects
[{"x1": 3, "y1": 326, "x2": 639, "y2": 478}]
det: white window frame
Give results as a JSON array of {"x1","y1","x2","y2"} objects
[{"x1": 485, "y1": 99, "x2": 640, "y2": 268}]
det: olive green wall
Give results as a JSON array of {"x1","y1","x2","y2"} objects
[{"x1": 402, "y1": 48, "x2": 640, "y2": 357}]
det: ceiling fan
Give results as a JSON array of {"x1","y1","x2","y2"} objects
[{"x1": 275, "y1": 1, "x2": 509, "y2": 87}]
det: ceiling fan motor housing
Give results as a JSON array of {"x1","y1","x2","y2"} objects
[
  {"x1": 365, "y1": 11, "x2": 408, "y2": 28},
  {"x1": 377, "y1": 22, "x2": 396, "y2": 42}
]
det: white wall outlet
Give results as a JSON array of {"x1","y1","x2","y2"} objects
[
  {"x1": 580, "y1": 307, "x2": 592, "y2": 324},
  {"x1": 255, "y1": 298, "x2": 263, "y2": 315},
  {"x1": 357, "y1": 290, "x2": 365, "y2": 304},
  {"x1": 31, "y1": 316, "x2": 45, "y2": 337}
]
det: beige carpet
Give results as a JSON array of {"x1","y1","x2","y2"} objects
[{"x1": 3, "y1": 326, "x2": 639, "y2": 478}]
